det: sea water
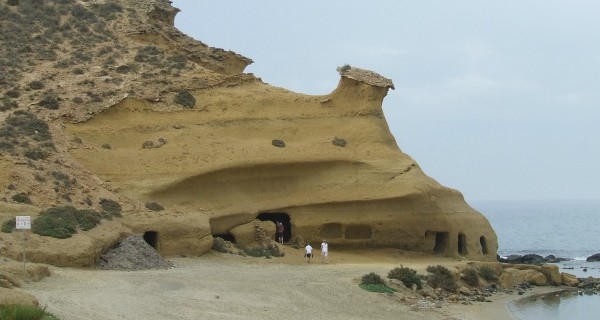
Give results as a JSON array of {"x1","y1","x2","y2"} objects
[{"x1": 471, "y1": 199, "x2": 600, "y2": 320}]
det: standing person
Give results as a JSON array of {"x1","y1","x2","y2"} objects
[
  {"x1": 320, "y1": 240, "x2": 328, "y2": 264},
  {"x1": 276, "y1": 221, "x2": 284, "y2": 244},
  {"x1": 304, "y1": 243, "x2": 313, "y2": 263}
]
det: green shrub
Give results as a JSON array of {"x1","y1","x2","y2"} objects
[
  {"x1": 32, "y1": 206, "x2": 103, "y2": 239},
  {"x1": 115, "y1": 65, "x2": 131, "y2": 74},
  {"x1": 39, "y1": 95, "x2": 60, "y2": 110},
  {"x1": 388, "y1": 265, "x2": 422, "y2": 289},
  {"x1": 243, "y1": 243, "x2": 283, "y2": 258},
  {"x1": 145, "y1": 202, "x2": 164, "y2": 211},
  {"x1": 12, "y1": 192, "x2": 32, "y2": 204},
  {"x1": 0, "y1": 304, "x2": 59, "y2": 320},
  {"x1": 361, "y1": 272, "x2": 386, "y2": 285},
  {"x1": 1, "y1": 219, "x2": 15, "y2": 233},
  {"x1": 426, "y1": 265, "x2": 458, "y2": 292},
  {"x1": 360, "y1": 272, "x2": 396, "y2": 293},
  {"x1": 174, "y1": 90, "x2": 196, "y2": 108},
  {"x1": 212, "y1": 237, "x2": 230, "y2": 253},
  {"x1": 338, "y1": 64, "x2": 351, "y2": 73},
  {"x1": 359, "y1": 283, "x2": 397, "y2": 294},
  {"x1": 28, "y1": 80, "x2": 45, "y2": 90},
  {"x1": 99, "y1": 198, "x2": 121, "y2": 218},
  {"x1": 462, "y1": 267, "x2": 480, "y2": 287},
  {"x1": 24, "y1": 148, "x2": 49, "y2": 160},
  {"x1": 478, "y1": 266, "x2": 498, "y2": 282},
  {"x1": 5, "y1": 111, "x2": 52, "y2": 141},
  {"x1": 74, "y1": 209, "x2": 101, "y2": 231}
]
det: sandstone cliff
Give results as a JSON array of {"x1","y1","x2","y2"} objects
[{"x1": 0, "y1": 0, "x2": 497, "y2": 266}]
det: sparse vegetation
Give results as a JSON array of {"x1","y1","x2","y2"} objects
[
  {"x1": 426, "y1": 265, "x2": 458, "y2": 292},
  {"x1": 174, "y1": 90, "x2": 196, "y2": 108},
  {"x1": 39, "y1": 95, "x2": 60, "y2": 110},
  {"x1": 212, "y1": 237, "x2": 230, "y2": 253},
  {"x1": 12, "y1": 192, "x2": 32, "y2": 204},
  {"x1": 243, "y1": 243, "x2": 283, "y2": 258},
  {"x1": 359, "y1": 272, "x2": 396, "y2": 293},
  {"x1": 461, "y1": 267, "x2": 480, "y2": 287},
  {"x1": 478, "y1": 265, "x2": 498, "y2": 282},
  {"x1": 32, "y1": 206, "x2": 102, "y2": 239},
  {"x1": 0, "y1": 304, "x2": 60, "y2": 320},
  {"x1": 388, "y1": 265, "x2": 422, "y2": 289},
  {"x1": 99, "y1": 198, "x2": 122, "y2": 218},
  {"x1": 28, "y1": 80, "x2": 45, "y2": 90},
  {"x1": 338, "y1": 64, "x2": 351, "y2": 73},
  {"x1": 1, "y1": 219, "x2": 15, "y2": 233}
]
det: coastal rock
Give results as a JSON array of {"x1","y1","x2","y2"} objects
[
  {"x1": 544, "y1": 255, "x2": 569, "y2": 263},
  {"x1": 540, "y1": 264, "x2": 561, "y2": 285},
  {"x1": 499, "y1": 268, "x2": 547, "y2": 288},
  {"x1": 586, "y1": 253, "x2": 600, "y2": 262},
  {"x1": 0, "y1": 0, "x2": 498, "y2": 266},
  {"x1": 561, "y1": 273, "x2": 580, "y2": 286}
]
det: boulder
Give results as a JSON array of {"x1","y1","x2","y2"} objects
[
  {"x1": 561, "y1": 272, "x2": 579, "y2": 286},
  {"x1": 544, "y1": 255, "x2": 569, "y2": 263},
  {"x1": 540, "y1": 264, "x2": 561, "y2": 285},
  {"x1": 229, "y1": 220, "x2": 276, "y2": 247},
  {"x1": 586, "y1": 253, "x2": 600, "y2": 262},
  {"x1": 499, "y1": 268, "x2": 547, "y2": 288}
]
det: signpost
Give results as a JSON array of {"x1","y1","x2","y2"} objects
[{"x1": 16, "y1": 216, "x2": 31, "y2": 270}]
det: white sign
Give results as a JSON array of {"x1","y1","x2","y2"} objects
[{"x1": 16, "y1": 216, "x2": 31, "y2": 230}]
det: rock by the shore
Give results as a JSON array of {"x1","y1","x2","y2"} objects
[
  {"x1": 98, "y1": 234, "x2": 174, "y2": 271},
  {"x1": 586, "y1": 253, "x2": 600, "y2": 262},
  {"x1": 498, "y1": 254, "x2": 570, "y2": 264}
]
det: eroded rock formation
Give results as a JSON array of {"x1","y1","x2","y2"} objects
[{"x1": 0, "y1": 0, "x2": 497, "y2": 266}]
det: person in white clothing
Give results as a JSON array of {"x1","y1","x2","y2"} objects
[
  {"x1": 304, "y1": 243, "x2": 313, "y2": 263},
  {"x1": 320, "y1": 240, "x2": 328, "y2": 264}
]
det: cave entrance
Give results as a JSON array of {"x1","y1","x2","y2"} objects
[
  {"x1": 427, "y1": 231, "x2": 448, "y2": 254},
  {"x1": 143, "y1": 231, "x2": 159, "y2": 249},
  {"x1": 480, "y1": 236, "x2": 489, "y2": 255},
  {"x1": 458, "y1": 233, "x2": 468, "y2": 256},
  {"x1": 256, "y1": 212, "x2": 291, "y2": 243},
  {"x1": 214, "y1": 232, "x2": 236, "y2": 243}
]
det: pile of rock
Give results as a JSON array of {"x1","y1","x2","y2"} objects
[{"x1": 98, "y1": 234, "x2": 174, "y2": 271}]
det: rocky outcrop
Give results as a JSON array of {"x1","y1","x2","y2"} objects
[
  {"x1": 586, "y1": 253, "x2": 600, "y2": 262},
  {"x1": 0, "y1": 0, "x2": 498, "y2": 266}
]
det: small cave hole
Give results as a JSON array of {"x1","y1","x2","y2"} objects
[
  {"x1": 143, "y1": 231, "x2": 159, "y2": 249},
  {"x1": 458, "y1": 233, "x2": 468, "y2": 256},
  {"x1": 480, "y1": 236, "x2": 489, "y2": 255}
]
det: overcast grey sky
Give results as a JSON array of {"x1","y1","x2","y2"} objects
[{"x1": 171, "y1": 1, "x2": 600, "y2": 202}]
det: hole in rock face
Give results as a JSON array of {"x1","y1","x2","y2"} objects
[
  {"x1": 480, "y1": 236, "x2": 489, "y2": 254},
  {"x1": 344, "y1": 224, "x2": 372, "y2": 239},
  {"x1": 427, "y1": 231, "x2": 449, "y2": 254},
  {"x1": 256, "y1": 212, "x2": 291, "y2": 242},
  {"x1": 458, "y1": 233, "x2": 468, "y2": 256},
  {"x1": 214, "y1": 232, "x2": 236, "y2": 243},
  {"x1": 143, "y1": 231, "x2": 159, "y2": 249}
]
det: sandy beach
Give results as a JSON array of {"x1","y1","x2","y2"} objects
[{"x1": 21, "y1": 247, "x2": 563, "y2": 320}]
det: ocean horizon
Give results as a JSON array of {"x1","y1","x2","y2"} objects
[{"x1": 471, "y1": 199, "x2": 600, "y2": 319}]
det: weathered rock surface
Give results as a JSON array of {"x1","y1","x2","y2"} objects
[
  {"x1": 0, "y1": 0, "x2": 497, "y2": 266},
  {"x1": 561, "y1": 272, "x2": 580, "y2": 286}
]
